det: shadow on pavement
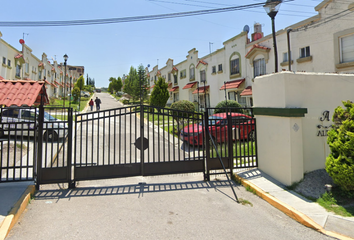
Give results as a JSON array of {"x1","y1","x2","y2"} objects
[{"x1": 34, "y1": 179, "x2": 240, "y2": 202}]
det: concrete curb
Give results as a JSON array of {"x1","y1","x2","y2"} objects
[
  {"x1": 234, "y1": 174, "x2": 354, "y2": 240},
  {"x1": 0, "y1": 185, "x2": 35, "y2": 240}
]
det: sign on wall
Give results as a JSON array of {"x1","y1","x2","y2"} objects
[{"x1": 317, "y1": 110, "x2": 332, "y2": 137}]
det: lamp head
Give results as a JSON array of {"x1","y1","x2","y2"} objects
[
  {"x1": 263, "y1": 0, "x2": 282, "y2": 17},
  {"x1": 63, "y1": 54, "x2": 68, "y2": 62}
]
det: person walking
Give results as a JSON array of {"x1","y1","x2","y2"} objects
[
  {"x1": 89, "y1": 99, "x2": 94, "y2": 111},
  {"x1": 95, "y1": 97, "x2": 101, "y2": 111}
]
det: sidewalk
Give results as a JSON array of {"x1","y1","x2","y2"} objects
[
  {"x1": 234, "y1": 169, "x2": 354, "y2": 240},
  {"x1": 1, "y1": 169, "x2": 354, "y2": 239}
]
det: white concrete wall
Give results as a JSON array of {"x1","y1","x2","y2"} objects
[{"x1": 254, "y1": 72, "x2": 354, "y2": 185}]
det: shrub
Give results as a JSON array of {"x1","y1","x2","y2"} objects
[
  {"x1": 214, "y1": 100, "x2": 243, "y2": 114},
  {"x1": 170, "y1": 100, "x2": 196, "y2": 133},
  {"x1": 326, "y1": 100, "x2": 354, "y2": 193}
]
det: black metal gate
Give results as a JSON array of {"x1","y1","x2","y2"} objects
[
  {"x1": 72, "y1": 105, "x2": 205, "y2": 185},
  {"x1": 0, "y1": 104, "x2": 257, "y2": 188},
  {"x1": 204, "y1": 107, "x2": 258, "y2": 180}
]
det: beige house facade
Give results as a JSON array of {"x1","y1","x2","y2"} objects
[
  {"x1": 0, "y1": 32, "x2": 84, "y2": 102},
  {"x1": 148, "y1": 0, "x2": 354, "y2": 110}
]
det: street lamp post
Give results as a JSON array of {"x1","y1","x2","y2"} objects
[
  {"x1": 63, "y1": 54, "x2": 68, "y2": 107},
  {"x1": 264, "y1": 0, "x2": 282, "y2": 73}
]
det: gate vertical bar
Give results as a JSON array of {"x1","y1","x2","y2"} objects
[
  {"x1": 227, "y1": 114, "x2": 233, "y2": 178},
  {"x1": 36, "y1": 104, "x2": 44, "y2": 190},
  {"x1": 67, "y1": 108, "x2": 74, "y2": 188},
  {"x1": 140, "y1": 104, "x2": 144, "y2": 175},
  {"x1": 204, "y1": 110, "x2": 210, "y2": 181}
]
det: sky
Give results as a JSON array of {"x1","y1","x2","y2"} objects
[{"x1": 0, "y1": 0, "x2": 322, "y2": 87}]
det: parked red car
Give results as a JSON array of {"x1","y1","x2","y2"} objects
[{"x1": 180, "y1": 112, "x2": 255, "y2": 145}]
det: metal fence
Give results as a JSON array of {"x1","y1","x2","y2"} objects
[{"x1": 205, "y1": 107, "x2": 258, "y2": 179}]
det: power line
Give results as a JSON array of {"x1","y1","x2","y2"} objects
[{"x1": 0, "y1": 1, "x2": 293, "y2": 27}]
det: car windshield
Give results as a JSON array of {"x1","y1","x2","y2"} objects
[
  {"x1": 199, "y1": 116, "x2": 223, "y2": 126},
  {"x1": 43, "y1": 112, "x2": 58, "y2": 121}
]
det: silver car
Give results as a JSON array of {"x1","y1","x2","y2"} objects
[{"x1": 0, "y1": 108, "x2": 67, "y2": 141}]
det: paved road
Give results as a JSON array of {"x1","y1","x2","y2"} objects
[
  {"x1": 6, "y1": 174, "x2": 334, "y2": 240},
  {"x1": 5, "y1": 93, "x2": 334, "y2": 240}
]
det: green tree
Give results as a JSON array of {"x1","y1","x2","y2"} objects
[
  {"x1": 150, "y1": 77, "x2": 169, "y2": 110},
  {"x1": 214, "y1": 100, "x2": 243, "y2": 114},
  {"x1": 117, "y1": 77, "x2": 123, "y2": 91},
  {"x1": 326, "y1": 100, "x2": 354, "y2": 194},
  {"x1": 75, "y1": 75, "x2": 85, "y2": 91},
  {"x1": 123, "y1": 65, "x2": 148, "y2": 102},
  {"x1": 72, "y1": 86, "x2": 80, "y2": 102}
]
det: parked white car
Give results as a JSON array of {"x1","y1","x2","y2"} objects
[{"x1": 0, "y1": 108, "x2": 67, "y2": 141}]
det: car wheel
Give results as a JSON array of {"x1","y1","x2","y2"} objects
[
  {"x1": 248, "y1": 130, "x2": 255, "y2": 142},
  {"x1": 44, "y1": 130, "x2": 59, "y2": 141}
]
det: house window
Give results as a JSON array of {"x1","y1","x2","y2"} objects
[
  {"x1": 180, "y1": 70, "x2": 186, "y2": 78},
  {"x1": 25, "y1": 63, "x2": 29, "y2": 73},
  {"x1": 2, "y1": 57, "x2": 6, "y2": 65},
  {"x1": 300, "y1": 46, "x2": 310, "y2": 58},
  {"x1": 283, "y1": 52, "x2": 291, "y2": 62},
  {"x1": 230, "y1": 57, "x2": 239, "y2": 75},
  {"x1": 340, "y1": 34, "x2": 354, "y2": 63},
  {"x1": 212, "y1": 66, "x2": 216, "y2": 74},
  {"x1": 174, "y1": 75, "x2": 177, "y2": 84},
  {"x1": 16, "y1": 65, "x2": 21, "y2": 78},
  {"x1": 154, "y1": 76, "x2": 156, "y2": 81},
  {"x1": 200, "y1": 70, "x2": 206, "y2": 82},
  {"x1": 7, "y1": 60, "x2": 11, "y2": 67},
  {"x1": 218, "y1": 64, "x2": 222, "y2": 72},
  {"x1": 173, "y1": 92, "x2": 179, "y2": 102},
  {"x1": 189, "y1": 66, "x2": 195, "y2": 80},
  {"x1": 151, "y1": 77, "x2": 153, "y2": 82},
  {"x1": 168, "y1": 73, "x2": 171, "y2": 82},
  {"x1": 39, "y1": 70, "x2": 42, "y2": 80},
  {"x1": 44, "y1": 70, "x2": 46, "y2": 77},
  {"x1": 253, "y1": 58, "x2": 266, "y2": 78}
]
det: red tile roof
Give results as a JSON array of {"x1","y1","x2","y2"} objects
[
  {"x1": 168, "y1": 83, "x2": 172, "y2": 88},
  {"x1": 240, "y1": 86, "x2": 252, "y2": 96},
  {"x1": 169, "y1": 86, "x2": 179, "y2": 92},
  {"x1": 51, "y1": 67, "x2": 55, "y2": 72},
  {"x1": 54, "y1": 80, "x2": 64, "y2": 87},
  {"x1": 0, "y1": 76, "x2": 3, "y2": 80},
  {"x1": 245, "y1": 44, "x2": 270, "y2": 58},
  {"x1": 0, "y1": 80, "x2": 49, "y2": 106},
  {"x1": 52, "y1": 83, "x2": 58, "y2": 88},
  {"x1": 14, "y1": 54, "x2": 24, "y2": 59},
  {"x1": 183, "y1": 81, "x2": 197, "y2": 89},
  {"x1": 196, "y1": 60, "x2": 207, "y2": 68},
  {"x1": 192, "y1": 85, "x2": 209, "y2": 94},
  {"x1": 38, "y1": 62, "x2": 44, "y2": 67},
  {"x1": 219, "y1": 79, "x2": 245, "y2": 90},
  {"x1": 172, "y1": 67, "x2": 178, "y2": 72}
]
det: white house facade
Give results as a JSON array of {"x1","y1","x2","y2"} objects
[{"x1": 148, "y1": 0, "x2": 354, "y2": 110}]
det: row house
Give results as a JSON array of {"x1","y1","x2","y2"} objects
[
  {"x1": 0, "y1": 32, "x2": 84, "y2": 101},
  {"x1": 148, "y1": 0, "x2": 354, "y2": 110}
]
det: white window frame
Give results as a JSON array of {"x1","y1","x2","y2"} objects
[
  {"x1": 230, "y1": 57, "x2": 239, "y2": 75},
  {"x1": 189, "y1": 66, "x2": 195, "y2": 80},
  {"x1": 300, "y1": 46, "x2": 310, "y2": 58},
  {"x1": 340, "y1": 34, "x2": 354, "y2": 63},
  {"x1": 200, "y1": 70, "x2": 206, "y2": 82},
  {"x1": 253, "y1": 58, "x2": 266, "y2": 78}
]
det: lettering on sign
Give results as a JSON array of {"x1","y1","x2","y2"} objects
[{"x1": 316, "y1": 110, "x2": 332, "y2": 137}]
